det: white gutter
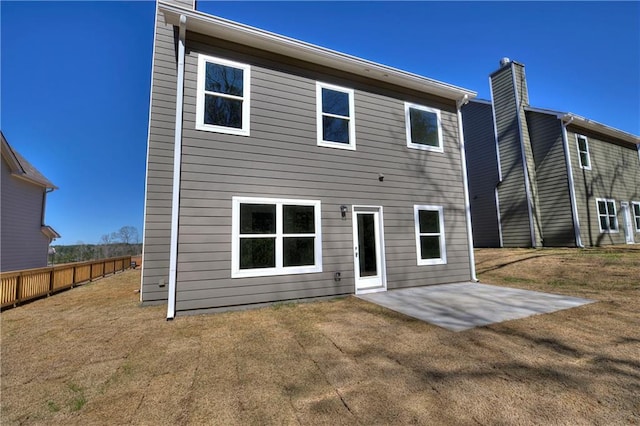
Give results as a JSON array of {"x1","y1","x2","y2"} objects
[
  {"x1": 140, "y1": 1, "x2": 160, "y2": 301},
  {"x1": 560, "y1": 116, "x2": 584, "y2": 248},
  {"x1": 457, "y1": 95, "x2": 478, "y2": 282},
  {"x1": 167, "y1": 14, "x2": 187, "y2": 320},
  {"x1": 511, "y1": 65, "x2": 537, "y2": 247},
  {"x1": 158, "y1": 1, "x2": 476, "y2": 102}
]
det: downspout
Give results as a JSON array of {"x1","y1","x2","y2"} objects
[
  {"x1": 167, "y1": 14, "x2": 187, "y2": 320},
  {"x1": 560, "y1": 116, "x2": 584, "y2": 247},
  {"x1": 457, "y1": 95, "x2": 478, "y2": 282}
]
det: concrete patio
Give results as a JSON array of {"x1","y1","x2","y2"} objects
[{"x1": 357, "y1": 282, "x2": 594, "y2": 331}]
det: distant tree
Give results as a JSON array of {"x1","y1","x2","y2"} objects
[{"x1": 118, "y1": 226, "x2": 139, "y2": 245}]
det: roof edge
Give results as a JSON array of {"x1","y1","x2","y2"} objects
[
  {"x1": 524, "y1": 106, "x2": 640, "y2": 146},
  {"x1": 158, "y1": 1, "x2": 476, "y2": 102}
]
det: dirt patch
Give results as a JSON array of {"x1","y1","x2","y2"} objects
[{"x1": 2, "y1": 247, "x2": 639, "y2": 424}]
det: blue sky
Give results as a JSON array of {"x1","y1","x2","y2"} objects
[{"x1": 2, "y1": 1, "x2": 638, "y2": 246}]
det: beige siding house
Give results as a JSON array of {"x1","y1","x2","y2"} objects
[
  {"x1": 142, "y1": 0, "x2": 478, "y2": 318},
  {"x1": 463, "y1": 59, "x2": 640, "y2": 248},
  {"x1": 1, "y1": 131, "x2": 60, "y2": 272}
]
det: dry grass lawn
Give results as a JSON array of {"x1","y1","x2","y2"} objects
[{"x1": 1, "y1": 247, "x2": 639, "y2": 425}]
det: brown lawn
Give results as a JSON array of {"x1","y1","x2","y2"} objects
[{"x1": 1, "y1": 247, "x2": 639, "y2": 425}]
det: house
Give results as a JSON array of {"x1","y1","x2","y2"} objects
[
  {"x1": 141, "y1": 0, "x2": 478, "y2": 318},
  {"x1": 1, "y1": 131, "x2": 60, "y2": 272},
  {"x1": 462, "y1": 58, "x2": 640, "y2": 248}
]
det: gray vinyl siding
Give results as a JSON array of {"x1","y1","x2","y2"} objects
[
  {"x1": 525, "y1": 112, "x2": 576, "y2": 246},
  {"x1": 513, "y1": 65, "x2": 543, "y2": 246},
  {"x1": 567, "y1": 126, "x2": 640, "y2": 246},
  {"x1": 461, "y1": 101, "x2": 501, "y2": 247},
  {"x1": 490, "y1": 66, "x2": 532, "y2": 247},
  {"x1": 141, "y1": 7, "x2": 177, "y2": 301},
  {"x1": 0, "y1": 157, "x2": 49, "y2": 272},
  {"x1": 160, "y1": 31, "x2": 471, "y2": 313}
]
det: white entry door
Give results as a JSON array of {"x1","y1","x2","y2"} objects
[
  {"x1": 620, "y1": 202, "x2": 634, "y2": 244},
  {"x1": 353, "y1": 207, "x2": 387, "y2": 294}
]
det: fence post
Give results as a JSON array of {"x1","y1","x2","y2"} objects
[
  {"x1": 49, "y1": 269, "x2": 54, "y2": 295},
  {"x1": 14, "y1": 274, "x2": 22, "y2": 307},
  {"x1": 90, "y1": 263, "x2": 93, "y2": 282},
  {"x1": 72, "y1": 265, "x2": 76, "y2": 288}
]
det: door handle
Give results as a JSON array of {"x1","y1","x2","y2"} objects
[{"x1": 354, "y1": 246, "x2": 358, "y2": 258}]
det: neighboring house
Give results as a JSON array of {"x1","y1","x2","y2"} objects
[
  {"x1": 1, "y1": 131, "x2": 60, "y2": 272},
  {"x1": 142, "y1": 0, "x2": 478, "y2": 318},
  {"x1": 463, "y1": 58, "x2": 640, "y2": 248}
]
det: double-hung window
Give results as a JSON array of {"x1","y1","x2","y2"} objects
[
  {"x1": 632, "y1": 202, "x2": 640, "y2": 232},
  {"x1": 405, "y1": 103, "x2": 443, "y2": 152},
  {"x1": 576, "y1": 134, "x2": 591, "y2": 170},
  {"x1": 413, "y1": 205, "x2": 446, "y2": 265},
  {"x1": 316, "y1": 82, "x2": 356, "y2": 150},
  {"x1": 232, "y1": 197, "x2": 322, "y2": 278},
  {"x1": 596, "y1": 198, "x2": 618, "y2": 232},
  {"x1": 196, "y1": 54, "x2": 251, "y2": 136}
]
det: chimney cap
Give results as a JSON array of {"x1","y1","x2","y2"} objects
[{"x1": 500, "y1": 57, "x2": 511, "y2": 67}]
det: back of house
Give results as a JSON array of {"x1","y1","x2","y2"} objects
[{"x1": 141, "y1": 0, "x2": 477, "y2": 317}]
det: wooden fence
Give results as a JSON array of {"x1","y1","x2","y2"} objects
[{"x1": 0, "y1": 256, "x2": 132, "y2": 309}]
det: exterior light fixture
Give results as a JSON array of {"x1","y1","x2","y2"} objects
[{"x1": 340, "y1": 205, "x2": 348, "y2": 219}]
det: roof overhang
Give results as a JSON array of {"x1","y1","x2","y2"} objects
[
  {"x1": 41, "y1": 225, "x2": 61, "y2": 240},
  {"x1": 525, "y1": 106, "x2": 639, "y2": 147},
  {"x1": 1, "y1": 131, "x2": 58, "y2": 189},
  {"x1": 158, "y1": 1, "x2": 476, "y2": 103}
]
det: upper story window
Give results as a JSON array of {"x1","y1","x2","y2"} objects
[
  {"x1": 576, "y1": 134, "x2": 591, "y2": 170},
  {"x1": 632, "y1": 202, "x2": 640, "y2": 232},
  {"x1": 231, "y1": 197, "x2": 322, "y2": 278},
  {"x1": 413, "y1": 205, "x2": 447, "y2": 265},
  {"x1": 405, "y1": 103, "x2": 443, "y2": 152},
  {"x1": 596, "y1": 198, "x2": 618, "y2": 233},
  {"x1": 316, "y1": 82, "x2": 356, "y2": 150},
  {"x1": 196, "y1": 54, "x2": 251, "y2": 136}
]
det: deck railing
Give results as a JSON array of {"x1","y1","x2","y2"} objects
[{"x1": 0, "y1": 256, "x2": 132, "y2": 308}]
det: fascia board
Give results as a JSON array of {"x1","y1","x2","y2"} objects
[{"x1": 159, "y1": 2, "x2": 476, "y2": 102}]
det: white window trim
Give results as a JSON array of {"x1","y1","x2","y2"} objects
[
  {"x1": 316, "y1": 82, "x2": 356, "y2": 150},
  {"x1": 231, "y1": 197, "x2": 322, "y2": 278},
  {"x1": 575, "y1": 134, "x2": 591, "y2": 170},
  {"x1": 632, "y1": 201, "x2": 640, "y2": 232},
  {"x1": 413, "y1": 205, "x2": 447, "y2": 265},
  {"x1": 405, "y1": 102, "x2": 444, "y2": 153},
  {"x1": 596, "y1": 198, "x2": 619, "y2": 233},
  {"x1": 196, "y1": 54, "x2": 251, "y2": 136}
]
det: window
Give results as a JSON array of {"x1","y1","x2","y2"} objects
[
  {"x1": 405, "y1": 103, "x2": 443, "y2": 152},
  {"x1": 232, "y1": 197, "x2": 322, "y2": 277},
  {"x1": 596, "y1": 198, "x2": 618, "y2": 232},
  {"x1": 316, "y1": 82, "x2": 356, "y2": 150},
  {"x1": 414, "y1": 205, "x2": 446, "y2": 265},
  {"x1": 196, "y1": 54, "x2": 251, "y2": 136},
  {"x1": 576, "y1": 134, "x2": 591, "y2": 170},
  {"x1": 632, "y1": 202, "x2": 640, "y2": 232}
]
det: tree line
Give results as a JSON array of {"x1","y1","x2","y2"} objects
[{"x1": 50, "y1": 226, "x2": 142, "y2": 264}]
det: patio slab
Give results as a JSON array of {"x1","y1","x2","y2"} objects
[{"x1": 357, "y1": 282, "x2": 594, "y2": 331}]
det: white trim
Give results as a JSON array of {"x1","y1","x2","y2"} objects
[
  {"x1": 495, "y1": 187, "x2": 504, "y2": 247},
  {"x1": 561, "y1": 119, "x2": 584, "y2": 247},
  {"x1": 511, "y1": 65, "x2": 536, "y2": 247},
  {"x1": 316, "y1": 82, "x2": 356, "y2": 150},
  {"x1": 352, "y1": 205, "x2": 387, "y2": 294},
  {"x1": 575, "y1": 134, "x2": 592, "y2": 170},
  {"x1": 140, "y1": 1, "x2": 160, "y2": 301},
  {"x1": 404, "y1": 102, "x2": 444, "y2": 153},
  {"x1": 158, "y1": 2, "x2": 477, "y2": 103},
  {"x1": 456, "y1": 97, "x2": 477, "y2": 280},
  {"x1": 195, "y1": 54, "x2": 251, "y2": 136},
  {"x1": 488, "y1": 77, "x2": 504, "y2": 182},
  {"x1": 231, "y1": 197, "x2": 322, "y2": 278},
  {"x1": 413, "y1": 205, "x2": 447, "y2": 266},
  {"x1": 595, "y1": 198, "x2": 619, "y2": 233},
  {"x1": 631, "y1": 201, "x2": 640, "y2": 232},
  {"x1": 167, "y1": 14, "x2": 187, "y2": 320}
]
